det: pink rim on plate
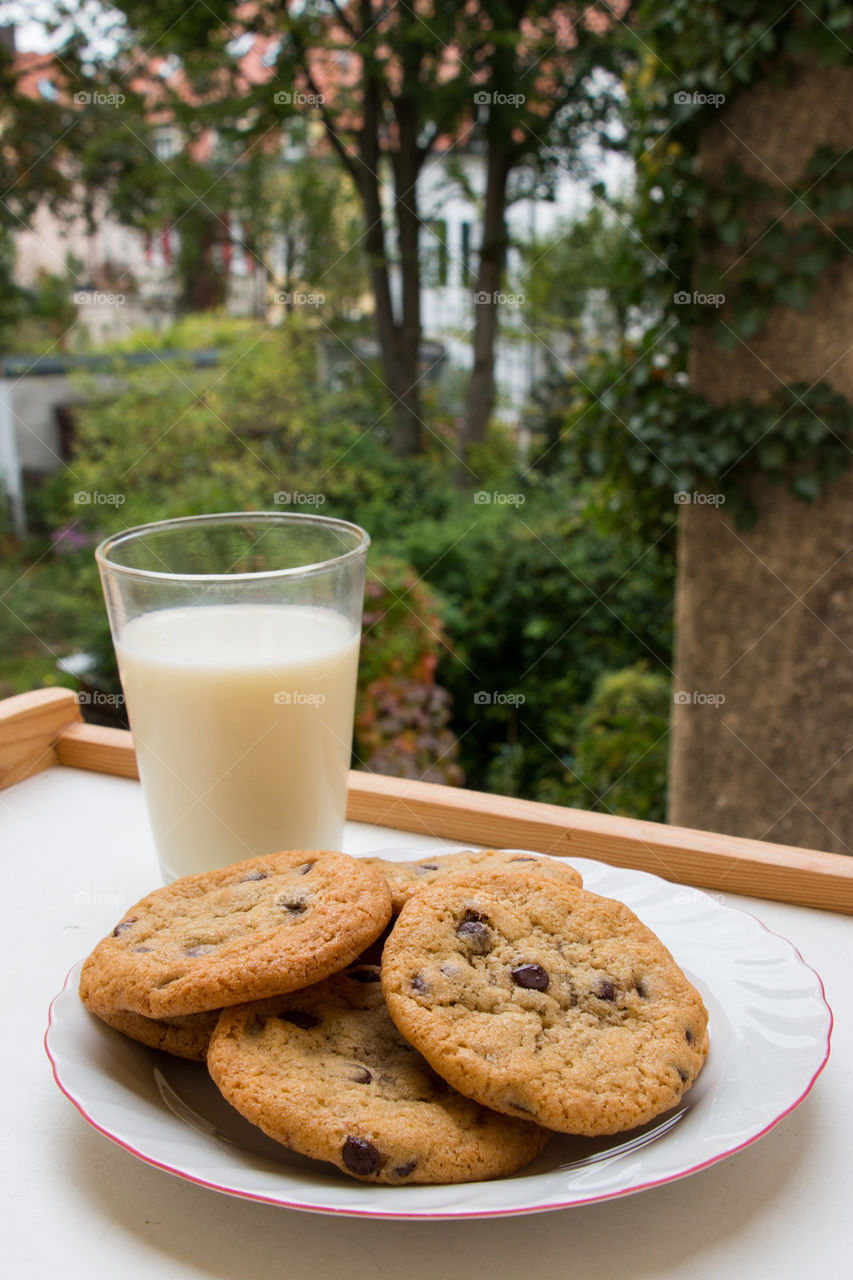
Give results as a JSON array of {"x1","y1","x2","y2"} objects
[{"x1": 45, "y1": 853, "x2": 832, "y2": 1219}]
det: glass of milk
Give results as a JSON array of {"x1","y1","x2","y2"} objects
[{"x1": 96, "y1": 512, "x2": 369, "y2": 883}]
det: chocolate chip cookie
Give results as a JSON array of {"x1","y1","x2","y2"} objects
[
  {"x1": 381, "y1": 871, "x2": 709, "y2": 1136},
  {"x1": 79, "y1": 995, "x2": 219, "y2": 1061},
  {"x1": 207, "y1": 965, "x2": 550, "y2": 1184},
  {"x1": 364, "y1": 848, "x2": 582, "y2": 914},
  {"x1": 79, "y1": 850, "x2": 392, "y2": 1019}
]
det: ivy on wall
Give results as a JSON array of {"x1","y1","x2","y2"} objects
[{"x1": 556, "y1": 0, "x2": 853, "y2": 524}]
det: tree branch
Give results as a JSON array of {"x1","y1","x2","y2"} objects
[
  {"x1": 285, "y1": 16, "x2": 361, "y2": 187},
  {"x1": 327, "y1": 0, "x2": 360, "y2": 41}
]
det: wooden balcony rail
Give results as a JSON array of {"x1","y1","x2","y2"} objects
[{"x1": 2, "y1": 688, "x2": 851, "y2": 914}]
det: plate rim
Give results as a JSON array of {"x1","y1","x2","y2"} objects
[{"x1": 44, "y1": 852, "x2": 834, "y2": 1220}]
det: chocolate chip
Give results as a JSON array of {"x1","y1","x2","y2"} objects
[
  {"x1": 394, "y1": 1159, "x2": 417, "y2": 1178},
  {"x1": 241, "y1": 870, "x2": 267, "y2": 881},
  {"x1": 512, "y1": 963, "x2": 549, "y2": 991},
  {"x1": 411, "y1": 974, "x2": 427, "y2": 993},
  {"x1": 185, "y1": 944, "x2": 217, "y2": 956},
  {"x1": 596, "y1": 979, "x2": 617, "y2": 1001},
  {"x1": 685, "y1": 1028, "x2": 694, "y2": 1044},
  {"x1": 677, "y1": 1066, "x2": 689, "y2": 1083},
  {"x1": 347, "y1": 967, "x2": 381, "y2": 983},
  {"x1": 456, "y1": 920, "x2": 492, "y2": 953},
  {"x1": 636, "y1": 980, "x2": 648, "y2": 998},
  {"x1": 282, "y1": 899, "x2": 307, "y2": 913},
  {"x1": 278, "y1": 1010, "x2": 319, "y2": 1030},
  {"x1": 112, "y1": 918, "x2": 137, "y2": 936},
  {"x1": 462, "y1": 907, "x2": 489, "y2": 924},
  {"x1": 348, "y1": 1065, "x2": 372, "y2": 1084},
  {"x1": 133, "y1": 946, "x2": 152, "y2": 953},
  {"x1": 342, "y1": 1136, "x2": 382, "y2": 1176},
  {"x1": 508, "y1": 1098, "x2": 534, "y2": 1115},
  {"x1": 509, "y1": 856, "x2": 537, "y2": 862},
  {"x1": 416, "y1": 864, "x2": 439, "y2": 873}
]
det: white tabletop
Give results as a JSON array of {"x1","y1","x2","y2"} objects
[{"x1": 3, "y1": 765, "x2": 850, "y2": 1280}]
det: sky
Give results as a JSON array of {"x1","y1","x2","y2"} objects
[
  {"x1": 1, "y1": 0, "x2": 115, "y2": 52},
  {"x1": 3, "y1": 1, "x2": 63, "y2": 50}
]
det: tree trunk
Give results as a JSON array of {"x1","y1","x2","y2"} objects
[
  {"x1": 462, "y1": 140, "x2": 511, "y2": 454},
  {"x1": 306, "y1": 23, "x2": 424, "y2": 457},
  {"x1": 390, "y1": 92, "x2": 424, "y2": 457},
  {"x1": 356, "y1": 76, "x2": 422, "y2": 456},
  {"x1": 669, "y1": 56, "x2": 853, "y2": 853}
]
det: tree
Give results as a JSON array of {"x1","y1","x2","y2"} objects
[
  {"x1": 520, "y1": 196, "x2": 649, "y2": 361},
  {"x1": 50, "y1": 1, "x2": 626, "y2": 457},
  {"x1": 261, "y1": 144, "x2": 367, "y2": 321},
  {"x1": 0, "y1": 40, "x2": 80, "y2": 340}
]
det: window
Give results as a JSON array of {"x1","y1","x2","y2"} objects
[
  {"x1": 154, "y1": 128, "x2": 180, "y2": 161},
  {"x1": 460, "y1": 221, "x2": 472, "y2": 287},
  {"x1": 423, "y1": 219, "x2": 449, "y2": 287},
  {"x1": 225, "y1": 33, "x2": 256, "y2": 59},
  {"x1": 261, "y1": 38, "x2": 282, "y2": 68}
]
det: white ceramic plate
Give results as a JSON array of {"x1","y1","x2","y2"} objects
[{"x1": 45, "y1": 852, "x2": 832, "y2": 1219}]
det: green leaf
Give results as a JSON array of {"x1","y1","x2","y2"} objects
[
  {"x1": 775, "y1": 277, "x2": 814, "y2": 309},
  {"x1": 791, "y1": 473, "x2": 821, "y2": 501},
  {"x1": 718, "y1": 219, "x2": 744, "y2": 246},
  {"x1": 757, "y1": 437, "x2": 787, "y2": 469}
]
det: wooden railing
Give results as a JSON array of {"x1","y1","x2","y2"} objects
[{"x1": 2, "y1": 687, "x2": 851, "y2": 914}]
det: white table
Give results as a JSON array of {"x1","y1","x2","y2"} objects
[{"x1": 3, "y1": 765, "x2": 850, "y2": 1280}]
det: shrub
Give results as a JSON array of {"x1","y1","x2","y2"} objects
[
  {"x1": 538, "y1": 663, "x2": 671, "y2": 821},
  {"x1": 396, "y1": 489, "x2": 675, "y2": 810}
]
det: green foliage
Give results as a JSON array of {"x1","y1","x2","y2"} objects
[
  {"x1": 396, "y1": 491, "x2": 675, "y2": 808},
  {"x1": 0, "y1": 545, "x2": 107, "y2": 698},
  {"x1": 531, "y1": 0, "x2": 853, "y2": 526},
  {"x1": 558, "y1": 663, "x2": 671, "y2": 821},
  {"x1": 2, "y1": 316, "x2": 674, "y2": 816},
  {"x1": 355, "y1": 555, "x2": 462, "y2": 782},
  {"x1": 359, "y1": 556, "x2": 449, "y2": 690},
  {"x1": 262, "y1": 150, "x2": 367, "y2": 320},
  {"x1": 518, "y1": 200, "x2": 648, "y2": 352},
  {"x1": 554, "y1": 344, "x2": 853, "y2": 527},
  {"x1": 45, "y1": 320, "x2": 455, "y2": 542},
  {"x1": 91, "y1": 312, "x2": 264, "y2": 355}
]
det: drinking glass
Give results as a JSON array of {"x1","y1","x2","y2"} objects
[{"x1": 96, "y1": 512, "x2": 369, "y2": 882}]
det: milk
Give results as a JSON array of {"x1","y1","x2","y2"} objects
[{"x1": 116, "y1": 604, "x2": 360, "y2": 880}]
